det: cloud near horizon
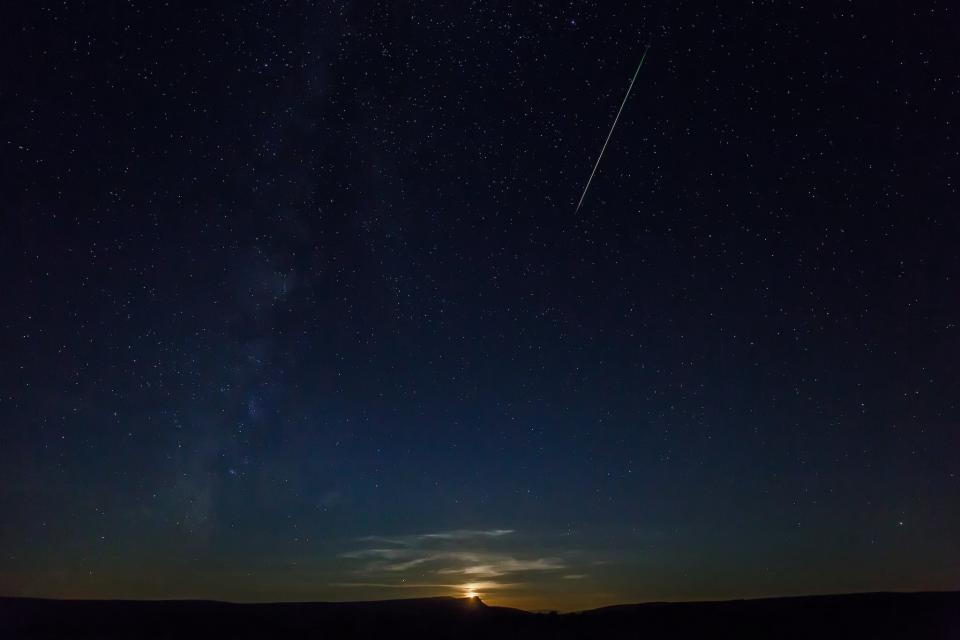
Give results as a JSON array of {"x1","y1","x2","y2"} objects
[
  {"x1": 356, "y1": 529, "x2": 515, "y2": 545},
  {"x1": 338, "y1": 529, "x2": 575, "y2": 595}
]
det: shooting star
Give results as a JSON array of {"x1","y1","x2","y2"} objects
[{"x1": 575, "y1": 46, "x2": 651, "y2": 213}]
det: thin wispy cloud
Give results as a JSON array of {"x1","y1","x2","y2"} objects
[
  {"x1": 341, "y1": 548, "x2": 410, "y2": 560},
  {"x1": 340, "y1": 529, "x2": 571, "y2": 593},
  {"x1": 436, "y1": 557, "x2": 566, "y2": 578},
  {"x1": 333, "y1": 581, "x2": 518, "y2": 591},
  {"x1": 357, "y1": 529, "x2": 515, "y2": 546},
  {"x1": 419, "y1": 529, "x2": 515, "y2": 541}
]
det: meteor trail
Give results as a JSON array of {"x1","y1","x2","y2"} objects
[{"x1": 575, "y1": 46, "x2": 650, "y2": 213}]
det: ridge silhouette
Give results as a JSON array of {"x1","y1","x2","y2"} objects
[{"x1": 3, "y1": 592, "x2": 959, "y2": 639}]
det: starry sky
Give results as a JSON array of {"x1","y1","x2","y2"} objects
[{"x1": 1, "y1": 1, "x2": 958, "y2": 612}]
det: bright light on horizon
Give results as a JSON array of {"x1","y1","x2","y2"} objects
[{"x1": 462, "y1": 583, "x2": 482, "y2": 599}]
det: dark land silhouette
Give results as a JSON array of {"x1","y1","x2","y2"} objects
[{"x1": 2, "y1": 591, "x2": 958, "y2": 639}]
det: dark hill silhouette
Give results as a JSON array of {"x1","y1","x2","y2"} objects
[{"x1": 2, "y1": 591, "x2": 958, "y2": 639}]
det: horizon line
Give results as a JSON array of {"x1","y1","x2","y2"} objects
[{"x1": 2, "y1": 588, "x2": 956, "y2": 614}]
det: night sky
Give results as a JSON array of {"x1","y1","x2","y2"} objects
[{"x1": 2, "y1": 1, "x2": 958, "y2": 612}]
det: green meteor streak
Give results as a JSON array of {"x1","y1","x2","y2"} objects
[{"x1": 575, "y1": 46, "x2": 650, "y2": 213}]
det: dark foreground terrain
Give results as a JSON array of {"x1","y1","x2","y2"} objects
[{"x1": 2, "y1": 591, "x2": 958, "y2": 639}]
